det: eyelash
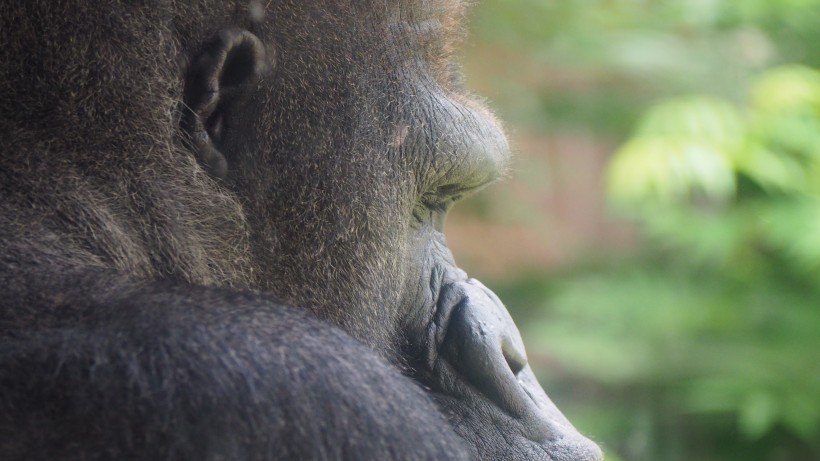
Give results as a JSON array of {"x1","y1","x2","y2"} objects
[{"x1": 413, "y1": 184, "x2": 466, "y2": 223}]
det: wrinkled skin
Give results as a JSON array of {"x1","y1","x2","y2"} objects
[{"x1": 0, "y1": 0, "x2": 602, "y2": 460}]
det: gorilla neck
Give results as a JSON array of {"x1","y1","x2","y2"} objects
[{"x1": 0, "y1": 139, "x2": 255, "y2": 289}]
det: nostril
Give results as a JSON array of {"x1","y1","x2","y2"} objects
[{"x1": 502, "y1": 339, "x2": 527, "y2": 376}]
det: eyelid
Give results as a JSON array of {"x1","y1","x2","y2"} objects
[
  {"x1": 421, "y1": 179, "x2": 495, "y2": 211},
  {"x1": 420, "y1": 194, "x2": 454, "y2": 213}
]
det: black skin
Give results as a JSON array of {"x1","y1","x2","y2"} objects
[{"x1": 0, "y1": 1, "x2": 603, "y2": 460}]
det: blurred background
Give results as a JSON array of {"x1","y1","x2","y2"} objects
[{"x1": 451, "y1": 1, "x2": 820, "y2": 460}]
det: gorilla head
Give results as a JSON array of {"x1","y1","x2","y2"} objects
[
  {"x1": 183, "y1": 2, "x2": 509, "y2": 351},
  {"x1": 0, "y1": 1, "x2": 602, "y2": 459},
  {"x1": 179, "y1": 3, "x2": 602, "y2": 458}
]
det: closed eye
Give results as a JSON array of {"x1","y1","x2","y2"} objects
[{"x1": 420, "y1": 178, "x2": 499, "y2": 214}]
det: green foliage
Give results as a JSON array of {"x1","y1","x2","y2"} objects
[
  {"x1": 558, "y1": 65, "x2": 820, "y2": 460},
  {"x1": 466, "y1": 0, "x2": 820, "y2": 136},
  {"x1": 609, "y1": 65, "x2": 820, "y2": 271},
  {"x1": 464, "y1": 1, "x2": 820, "y2": 459},
  {"x1": 609, "y1": 96, "x2": 743, "y2": 203}
]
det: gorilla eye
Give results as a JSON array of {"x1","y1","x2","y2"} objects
[
  {"x1": 412, "y1": 183, "x2": 468, "y2": 227},
  {"x1": 434, "y1": 183, "x2": 467, "y2": 202},
  {"x1": 412, "y1": 200, "x2": 449, "y2": 230},
  {"x1": 421, "y1": 194, "x2": 455, "y2": 214}
]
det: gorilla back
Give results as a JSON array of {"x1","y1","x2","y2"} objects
[{"x1": 0, "y1": 1, "x2": 602, "y2": 460}]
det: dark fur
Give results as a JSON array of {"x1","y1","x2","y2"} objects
[
  {"x1": 0, "y1": 1, "x2": 602, "y2": 460},
  {"x1": 0, "y1": 269, "x2": 469, "y2": 460}
]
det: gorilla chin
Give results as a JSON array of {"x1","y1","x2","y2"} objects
[{"x1": 0, "y1": 1, "x2": 603, "y2": 460}]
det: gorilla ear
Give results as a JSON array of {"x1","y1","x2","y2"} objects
[{"x1": 182, "y1": 29, "x2": 267, "y2": 179}]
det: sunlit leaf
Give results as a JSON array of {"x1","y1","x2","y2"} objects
[
  {"x1": 750, "y1": 65, "x2": 820, "y2": 115},
  {"x1": 734, "y1": 143, "x2": 807, "y2": 191},
  {"x1": 608, "y1": 137, "x2": 736, "y2": 203},
  {"x1": 760, "y1": 199, "x2": 820, "y2": 271},
  {"x1": 782, "y1": 392, "x2": 820, "y2": 443},
  {"x1": 608, "y1": 96, "x2": 748, "y2": 204},
  {"x1": 636, "y1": 97, "x2": 746, "y2": 148},
  {"x1": 739, "y1": 391, "x2": 779, "y2": 439}
]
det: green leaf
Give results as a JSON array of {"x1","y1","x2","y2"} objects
[
  {"x1": 636, "y1": 97, "x2": 747, "y2": 148},
  {"x1": 738, "y1": 391, "x2": 779, "y2": 439},
  {"x1": 734, "y1": 143, "x2": 806, "y2": 191},
  {"x1": 750, "y1": 65, "x2": 820, "y2": 115},
  {"x1": 760, "y1": 199, "x2": 820, "y2": 272},
  {"x1": 608, "y1": 96, "x2": 747, "y2": 204},
  {"x1": 608, "y1": 137, "x2": 736, "y2": 203}
]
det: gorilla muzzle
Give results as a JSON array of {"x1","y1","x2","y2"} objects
[{"x1": 424, "y1": 275, "x2": 604, "y2": 460}]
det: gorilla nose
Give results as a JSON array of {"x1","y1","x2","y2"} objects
[
  {"x1": 435, "y1": 279, "x2": 532, "y2": 417},
  {"x1": 432, "y1": 278, "x2": 604, "y2": 461}
]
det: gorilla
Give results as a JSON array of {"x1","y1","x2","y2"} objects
[{"x1": 0, "y1": 1, "x2": 603, "y2": 460}]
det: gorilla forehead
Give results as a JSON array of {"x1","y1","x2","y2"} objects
[{"x1": 250, "y1": 0, "x2": 506, "y2": 191}]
